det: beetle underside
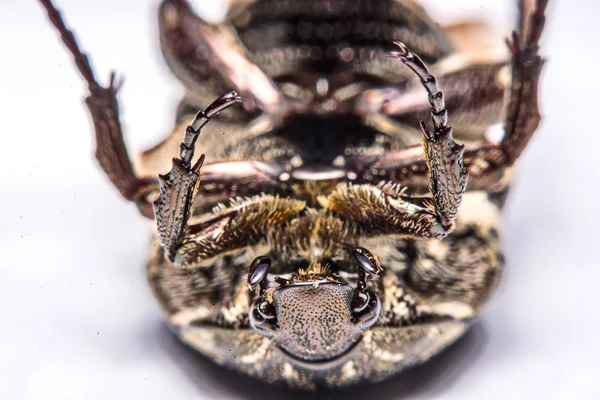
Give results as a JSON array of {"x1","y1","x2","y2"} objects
[{"x1": 40, "y1": 0, "x2": 547, "y2": 390}]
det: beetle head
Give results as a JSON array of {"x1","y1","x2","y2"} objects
[{"x1": 247, "y1": 248, "x2": 382, "y2": 362}]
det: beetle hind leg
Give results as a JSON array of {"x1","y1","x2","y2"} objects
[
  {"x1": 501, "y1": 0, "x2": 547, "y2": 164},
  {"x1": 350, "y1": 0, "x2": 548, "y2": 193},
  {"x1": 39, "y1": 0, "x2": 159, "y2": 217}
]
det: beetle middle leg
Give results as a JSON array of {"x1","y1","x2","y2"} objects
[
  {"x1": 321, "y1": 42, "x2": 468, "y2": 238},
  {"x1": 159, "y1": 0, "x2": 300, "y2": 116},
  {"x1": 351, "y1": 0, "x2": 548, "y2": 193}
]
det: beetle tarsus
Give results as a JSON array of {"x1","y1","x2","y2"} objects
[
  {"x1": 39, "y1": 0, "x2": 159, "y2": 218},
  {"x1": 501, "y1": 0, "x2": 547, "y2": 164},
  {"x1": 39, "y1": 0, "x2": 98, "y2": 90},
  {"x1": 180, "y1": 91, "x2": 242, "y2": 166},
  {"x1": 387, "y1": 41, "x2": 449, "y2": 133}
]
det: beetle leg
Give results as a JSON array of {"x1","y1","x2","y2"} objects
[
  {"x1": 356, "y1": 61, "x2": 509, "y2": 140},
  {"x1": 501, "y1": 0, "x2": 547, "y2": 164},
  {"x1": 321, "y1": 43, "x2": 467, "y2": 237},
  {"x1": 39, "y1": 0, "x2": 158, "y2": 218},
  {"x1": 387, "y1": 42, "x2": 469, "y2": 230},
  {"x1": 159, "y1": 191, "x2": 305, "y2": 268},
  {"x1": 154, "y1": 93, "x2": 305, "y2": 267},
  {"x1": 387, "y1": 42, "x2": 468, "y2": 231},
  {"x1": 357, "y1": 16, "x2": 510, "y2": 140},
  {"x1": 154, "y1": 92, "x2": 242, "y2": 260},
  {"x1": 159, "y1": 0, "x2": 302, "y2": 116},
  {"x1": 345, "y1": 142, "x2": 507, "y2": 194},
  {"x1": 349, "y1": 0, "x2": 548, "y2": 192}
]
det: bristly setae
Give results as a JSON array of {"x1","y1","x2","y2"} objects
[{"x1": 39, "y1": 0, "x2": 547, "y2": 390}]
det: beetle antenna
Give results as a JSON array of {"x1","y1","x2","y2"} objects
[
  {"x1": 352, "y1": 247, "x2": 382, "y2": 293},
  {"x1": 38, "y1": 0, "x2": 100, "y2": 90}
]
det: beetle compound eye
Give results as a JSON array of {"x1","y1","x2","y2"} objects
[{"x1": 247, "y1": 256, "x2": 271, "y2": 295}]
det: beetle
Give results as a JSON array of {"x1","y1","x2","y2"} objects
[{"x1": 39, "y1": 0, "x2": 547, "y2": 390}]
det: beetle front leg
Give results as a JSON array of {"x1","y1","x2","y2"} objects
[
  {"x1": 154, "y1": 92, "x2": 242, "y2": 260},
  {"x1": 154, "y1": 92, "x2": 305, "y2": 267},
  {"x1": 322, "y1": 43, "x2": 467, "y2": 238},
  {"x1": 388, "y1": 42, "x2": 469, "y2": 229}
]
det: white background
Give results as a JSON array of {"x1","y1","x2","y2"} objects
[{"x1": 1, "y1": 1, "x2": 599, "y2": 399}]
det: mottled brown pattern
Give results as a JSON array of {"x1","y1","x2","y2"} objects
[
  {"x1": 39, "y1": 0, "x2": 547, "y2": 390},
  {"x1": 148, "y1": 191, "x2": 502, "y2": 385}
]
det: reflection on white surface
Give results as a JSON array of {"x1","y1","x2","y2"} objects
[{"x1": 1, "y1": 0, "x2": 599, "y2": 399}]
